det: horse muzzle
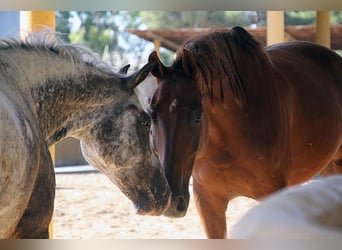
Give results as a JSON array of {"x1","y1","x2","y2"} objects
[
  {"x1": 162, "y1": 193, "x2": 189, "y2": 218},
  {"x1": 133, "y1": 187, "x2": 171, "y2": 216}
]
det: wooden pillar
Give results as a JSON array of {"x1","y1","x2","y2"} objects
[
  {"x1": 20, "y1": 11, "x2": 55, "y2": 37},
  {"x1": 267, "y1": 11, "x2": 285, "y2": 45},
  {"x1": 315, "y1": 11, "x2": 330, "y2": 48},
  {"x1": 20, "y1": 11, "x2": 56, "y2": 239},
  {"x1": 154, "y1": 39, "x2": 161, "y2": 57}
]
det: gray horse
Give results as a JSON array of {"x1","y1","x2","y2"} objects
[{"x1": 0, "y1": 33, "x2": 170, "y2": 238}]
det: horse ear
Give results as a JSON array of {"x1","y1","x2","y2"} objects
[
  {"x1": 228, "y1": 26, "x2": 270, "y2": 106},
  {"x1": 231, "y1": 26, "x2": 261, "y2": 55},
  {"x1": 119, "y1": 64, "x2": 130, "y2": 74},
  {"x1": 125, "y1": 61, "x2": 155, "y2": 89},
  {"x1": 181, "y1": 49, "x2": 197, "y2": 79},
  {"x1": 148, "y1": 51, "x2": 165, "y2": 78}
]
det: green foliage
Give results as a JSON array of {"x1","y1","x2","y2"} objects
[
  {"x1": 159, "y1": 49, "x2": 174, "y2": 66},
  {"x1": 69, "y1": 25, "x2": 115, "y2": 56},
  {"x1": 331, "y1": 11, "x2": 342, "y2": 24},
  {"x1": 55, "y1": 11, "x2": 72, "y2": 42},
  {"x1": 138, "y1": 11, "x2": 261, "y2": 29},
  {"x1": 68, "y1": 26, "x2": 84, "y2": 43},
  {"x1": 285, "y1": 11, "x2": 316, "y2": 25},
  {"x1": 57, "y1": 11, "x2": 132, "y2": 68}
]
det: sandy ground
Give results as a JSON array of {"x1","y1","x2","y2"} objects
[{"x1": 53, "y1": 172, "x2": 258, "y2": 239}]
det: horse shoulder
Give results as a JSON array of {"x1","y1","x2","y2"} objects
[{"x1": 0, "y1": 90, "x2": 42, "y2": 238}]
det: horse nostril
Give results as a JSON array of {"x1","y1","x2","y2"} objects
[{"x1": 176, "y1": 196, "x2": 186, "y2": 212}]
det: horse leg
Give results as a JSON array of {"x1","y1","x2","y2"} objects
[
  {"x1": 11, "y1": 147, "x2": 55, "y2": 239},
  {"x1": 193, "y1": 178, "x2": 228, "y2": 238}
]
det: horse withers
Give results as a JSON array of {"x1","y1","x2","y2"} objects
[
  {"x1": 147, "y1": 26, "x2": 342, "y2": 238},
  {"x1": 0, "y1": 32, "x2": 170, "y2": 238}
]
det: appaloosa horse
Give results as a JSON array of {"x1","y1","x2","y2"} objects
[
  {"x1": 0, "y1": 32, "x2": 170, "y2": 239},
  {"x1": 147, "y1": 26, "x2": 342, "y2": 238}
]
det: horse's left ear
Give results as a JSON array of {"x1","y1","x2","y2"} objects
[
  {"x1": 125, "y1": 61, "x2": 155, "y2": 90},
  {"x1": 181, "y1": 49, "x2": 198, "y2": 79}
]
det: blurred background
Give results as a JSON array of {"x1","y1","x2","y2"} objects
[
  {"x1": 55, "y1": 11, "x2": 342, "y2": 68},
  {"x1": 1, "y1": 11, "x2": 342, "y2": 168}
]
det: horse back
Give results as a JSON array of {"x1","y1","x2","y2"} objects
[
  {"x1": 267, "y1": 41, "x2": 342, "y2": 96},
  {"x1": 267, "y1": 41, "x2": 342, "y2": 119},
  {"x1": 267, "y1": 41, "x2": 342, "y2": 183}
]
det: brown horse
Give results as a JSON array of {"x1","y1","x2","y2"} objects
[{"x1": 147, "y1": 26, "x2": 342, "y2": 238}]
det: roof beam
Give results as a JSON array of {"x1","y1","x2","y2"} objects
[{"x1": 147, "y1": 30, "x2": 180, "y2": 51}]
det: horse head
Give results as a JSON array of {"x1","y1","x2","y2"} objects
[
  {"x1": 147, "y1": 51, "x2": 204, "y2": 217},
  {"x1": 78, "y1": 62, "x2": 171, "y2": 216}
]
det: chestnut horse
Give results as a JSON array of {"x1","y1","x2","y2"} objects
[{"x1": 148, "y1": 26, "x2": 342, "y2": 238}]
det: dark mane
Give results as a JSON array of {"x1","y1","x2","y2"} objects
[
  {"x1": 174, "y1": 27, "x2": 269, "y2": 105},
  {"x1": 0, "y1": 30, "x2": 115, "y2": 74}
]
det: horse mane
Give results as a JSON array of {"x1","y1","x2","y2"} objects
[
  {"x1": 174, "y1": 26, "x2": 271, "y2": 106},
  {"x1": 0, "y1": 29, "x2": 115, "y2": 75}
]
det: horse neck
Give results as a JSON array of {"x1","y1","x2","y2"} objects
[
  {"x1": 34, "y1": 71, "x2": 128, "y2": 145},
  {"x1": 202, "y1": 60, "x2": 291, "y2": 167},
  {"x1": 1, "y1": 48, "x2": 127, "y2": 144}
]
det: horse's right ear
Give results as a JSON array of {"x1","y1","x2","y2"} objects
[
  {"x1": 125, "y1": 61, "x2": 155, "y2": 89},
  {"x1": 148, "y1": 51, "x2": 165, "y2": 78}
]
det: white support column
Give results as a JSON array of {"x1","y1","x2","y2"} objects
[
  {"x1": 154, "y1": 39, "x2": 161, "y2": 57},
  {"x1": 20, "y1": 11, "x2": 55, "y2": 37},
  {"x1": 267, "y1": 11, "x2": 285, "y2": 46},
  {"x1": 315, "y1": 11, "x2": 330, "y2": 48}
]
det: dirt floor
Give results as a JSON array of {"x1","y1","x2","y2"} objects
[{"x1": 53, "y1": 172, "x2": 258, "y2": 239}]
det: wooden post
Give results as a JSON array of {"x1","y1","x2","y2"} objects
[
  {"x1": 154, "y1": 39, "x2": 161, "y2": 58},
  {"x1": 267, "y1": 11, "x2": 285, "y2": 45},
  {"x1": 20, "y1": 11, "x2": 56, "y2": 239},
  {"x1": 315, "y1": 11, "x2": 330, "y2": 48},
  {"x1": 20, "y1": 11, "x2": 55, "y2": 37}
]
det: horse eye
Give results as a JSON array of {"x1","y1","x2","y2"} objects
[
  {"x1": 141, "y1": 120, "x2": 151, "y2": 131},
  {"x1": 194, "y1": 113, "x2": 202, "y2": 124}
]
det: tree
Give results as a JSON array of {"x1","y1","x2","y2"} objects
[
  {"x1": 137, "y1": 11, "x2": 265, "y2": 29},
  {"x1": 55, "y1": 11, "x2": 72, "y2": 42},
  {"x1": 57, "y1": 11, "x2": 152, "y2": 70},
  {"x1": 331, "y1": 11, "x2": 342, "y2": 24},
  {"x1": 56, "y1": 11, "x2": 342, "y2": 68},
  {"x1": 130, "y1": 11, "x2": 267, "y2": 64}
]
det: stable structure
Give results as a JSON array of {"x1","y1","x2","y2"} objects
[
  {"x1": 266, "y1": 11, "x2": 285, "y2": 45},
  {"x1": 126, "y1": 11, "x2": 336, "y2": 51},
  {"x1": 316, "y1": 11, "x2": 331, "y2": 48},
  {"x1": 126, "y1": 25, "x2": 342, "y2": 52}
]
